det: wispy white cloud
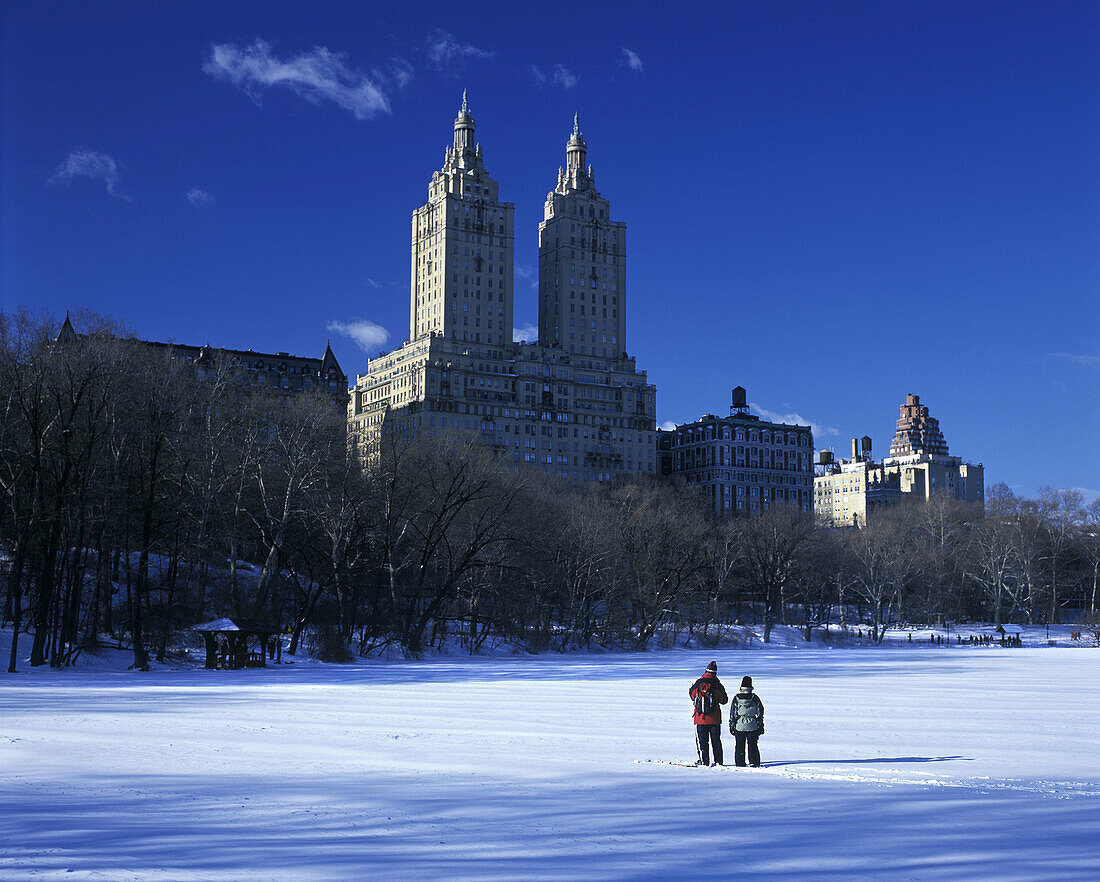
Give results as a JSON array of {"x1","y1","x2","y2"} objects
[
  {"x1": 366, "y1": 278, "x2": 381, "y2": 289},
  {"x1": 513, "y1": 324, "x2": 538, "y2": 343},
  {"x1": 621, "y1": 48, "x2": 643, "y2": 73},
  {"x1": 48, "y1": 150, "x2": 127, "y2": 199},
  {"x1": 751, "y1": 403, "x2": 838, "y2": 440},
  {"x1": 514, "y1": 264, "x2": 539, "y2": 289},
  {"x1": 1047, "y1": 350, "x2": 1100, "y2": 366},
  {"x1": 427, "y1": 30, "x2": 493, "y2": 72},
  {"x1": 530, "y1": 64, "x2": 579, "y2": 89},
  {"x1": 328, "y1": 319, "x2": 390, "y2": 352},
  {"x1": 186, "y1": 188, "x2": 214, "y2": 207},
  {"x1": 659, "y1": 420, "x2": 678, "y2": 432},
  {"x1": 553, "y1": 65, "x2": 579, "y2": 89},
  {"x1": 383, "y1": 58, "x2": 414, "y2": 90},
  {"x1": 204, "y1": 39, "x2": 391, "y2": 120}
]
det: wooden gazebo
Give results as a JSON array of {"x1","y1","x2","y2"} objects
[{"x1": 191, "y1": 618, "x2": 279, "y2": 669}]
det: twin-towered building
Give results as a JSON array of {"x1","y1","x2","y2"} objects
[
  {"x1": 347, "y1": 96, "x2": 986, "y2": 513},
  {"x1": 349, "y1": 96, "x2": 658, "y2": 483}
]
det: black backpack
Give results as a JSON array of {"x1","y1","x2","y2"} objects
[{"x1": 694, "y1": 680, "x2": 716, "y2": 715}]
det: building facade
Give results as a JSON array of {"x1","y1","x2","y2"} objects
[
  {"x1": 657, "y1": 386, "x2": 815, "y2": 514},
  {"x1": 409, "y1": 91, "x2": 514, "y2": 347},
  {"x1": 813, "y1": 438, "x2": 903, "y2": 527},
  {"x1": 348, "y1": 98, "x2": 657, "y2": 484},
  {"x1": 815, "y1": 394, "x2": 985, "y2": 526},
  {"x1": 537, "y1": 115, "x2": 626, "y2": 359},
  {"x1": 56, "y1": 315, "x2": 347, "y2": 404}
]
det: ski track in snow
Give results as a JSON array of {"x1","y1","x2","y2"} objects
[
  {"x1": 641, "y1": 760, "x2": 1100, "y2": 800},
  {"x1": 3, "y1": 642, "x2": 1100, "y2": 880}
]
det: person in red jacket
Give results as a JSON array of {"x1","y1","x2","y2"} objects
[{"x1": 689, "y1": 661, "x2": 729, "y2": 765}]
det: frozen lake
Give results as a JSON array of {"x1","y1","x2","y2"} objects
[{"x1": 3, "y1": 646, "x2": 1099, "y2": 880}]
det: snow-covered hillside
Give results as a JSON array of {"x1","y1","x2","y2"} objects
[{"x1": 2, "y1": 645, "x2": 1099, "y2": 880}]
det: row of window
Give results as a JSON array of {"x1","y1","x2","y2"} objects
[{"x1": 671, "y1": 428, "x2": 811, "y2": 446}]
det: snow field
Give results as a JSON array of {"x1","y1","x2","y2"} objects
[{"x1": 2, "y1": 648, "x2": 1100, "y2": 880}]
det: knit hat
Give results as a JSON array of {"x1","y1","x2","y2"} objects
[
  {"x1": 706, "y1": 661, "x2": 718, "y2": 673},
  {"x1": 740, "y1": 676, "x2": 753, "y2": 689}
]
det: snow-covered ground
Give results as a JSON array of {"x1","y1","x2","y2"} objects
[{"x1": 3, "y1": 640, "x2": 1099, "y2": 880}]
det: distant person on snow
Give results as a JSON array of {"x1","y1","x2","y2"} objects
[
  {"x1": 729, "y1": 676, "x2": 765, "y2": 767},
  {"x1": 689, "y1": 661, "x2": 729, "y2": 765}
]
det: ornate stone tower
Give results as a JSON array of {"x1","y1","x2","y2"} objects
[
  {"x1": 889, "y1": 394, "x2": 950, "y2": 457},
  {"x1": 537, "y1": 115, "x2": 627, "y2": 358},
  {"x1": 409, "y1": 92, "x2": 515, "y2": 347}
]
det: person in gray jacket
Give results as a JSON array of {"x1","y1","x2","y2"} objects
[{"x1": 729, "y1": 675, "x2": 765, "y2": 767}]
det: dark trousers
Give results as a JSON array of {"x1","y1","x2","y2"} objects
[
  {"x1": 734, "y1": 731, "x2": 761, "y2": 767},
  {"x1": 696, "y1": 724, "x2": 723, "y2": 765}
]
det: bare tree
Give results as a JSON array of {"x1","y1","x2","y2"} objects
[
  {"x1": 1036, "y1": 487, "x2": 1086, "y2": 624},
  {"x1": 610, "y1": 478, "x2": 709, "y2": 649},
  {"x1": 1075, "y1": 498, "x2": 1100, "y2": 622},
  {"x1": 844, "y1": 507, "x2": 921, "y2": 642},
  {"x1": 373, "y1": 429, "x2": 526, "y2": 656},
  {"x1": 734, "y1": 503, "x2": 814, "y2": 643},
  {"x1": 793, "y1": 530, "x2": 846, "y2": 640},
  {"x1": 965, "y1": 512, "x2": 1022, "y2": 627},
  {"x1": 247, "y1": 394, "x2": 341, "y2": 621}
]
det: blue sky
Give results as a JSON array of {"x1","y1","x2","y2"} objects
[{"x1": 3, "y1": 1, "x2": 1098, "y2": 500}]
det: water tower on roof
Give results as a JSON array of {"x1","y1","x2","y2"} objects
[{"x1": 730, "y1": 386, "x2": 749, "y2": 415}]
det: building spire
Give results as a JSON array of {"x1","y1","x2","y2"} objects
[
  {"x1": 566, "y1": 113, "x2": 588, "y2": 188},
  {"x1": 453, "y1": 89, "x2": 476, "y2": 163}
]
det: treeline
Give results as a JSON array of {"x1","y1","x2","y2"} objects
[{"x1": 2, "y1": 309, "x2": 1099, "y2": 672}]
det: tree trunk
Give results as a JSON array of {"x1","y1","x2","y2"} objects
[
  {"x1": 1049, "y1": 562, "x2": 1059, "y2": 624},
  {"x1": 132, "y1": 556, "x2": 149, "y2": 670},
  {"x1": 7, "y1": 550, "x2": 25, "y2": 673},
  {"x1": 49, "y1": 548, "x2": 67, "y2": 668},
  {"x1": 837, "y1": 576, "x2": 845, "y2": 629},
  {"x1": 1090, "y1": 563, "x2": 1098, "y2": 623},
  {"x1": 289, "y1": 585, "x2": 325, "y2": 656},
  {"x1": 157, "y1": 549, "x2": 178, "y2": 663},
  {"x1": 60, "y1": 544, "x2": 87, "y2": 666},
  {"x1": 86, "y1": 533, "x2": 108, "y2": 647},
  {"x1": 467, "y1": 591, "x2": 478, "y2": 654},
  {"x1": 3, "y1": 540, "x2": 25, "y2": 626},
  {"x1": 228, "y1": 540, "x2": 241, "y2": 616},
  {"x1": 30, "y1": 520, "x2": 63, "y2": 666}
]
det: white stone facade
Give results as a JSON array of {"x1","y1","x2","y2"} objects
[{"x1": 410, "y1": 92, "x2": 514, "y2": 347}]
